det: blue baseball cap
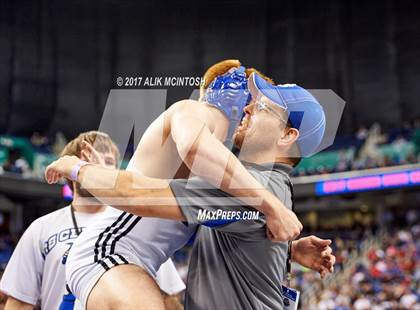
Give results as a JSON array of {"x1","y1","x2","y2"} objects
[{"x1": 249, "y1": 73, "x2": 326, "y2": 157}]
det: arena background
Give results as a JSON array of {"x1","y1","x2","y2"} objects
[{"x1": 0, "y1": 1, "x2": 419, "y2": 309}]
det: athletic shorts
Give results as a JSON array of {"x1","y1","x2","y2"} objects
[{"x1": 66, "y1": 207, "x2": 197, "y2": 308}]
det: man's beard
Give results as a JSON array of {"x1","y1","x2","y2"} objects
[
  {"x1": 73, "y1": 184, "x2": 103, "y2": 206},
  {"x1": 233, "y1": 130, "x2": 245, "y2": 150},
  {"x1": 233, "y1": 130, "x2": 273, "y2": 160},
  {"x1": 75, "y1": 183, "x2": 95, "y2": 199}
]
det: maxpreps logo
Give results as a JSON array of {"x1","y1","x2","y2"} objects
[{"x1": 197, "y1": 209, "x2": 260, "y2": 221}]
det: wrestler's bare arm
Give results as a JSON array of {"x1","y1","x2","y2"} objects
[
  {"x1": 45, "y1": 155, "x2": 271, "y2": 222},
  {"x1": 170, "y1": 111, "x2": 303, "y2": 238},
  {"x1": 47, "y1": 156, "x2": 276, "y2": 225},
  {"x1": 171, "y1": 111, "x2": 278, "y2": 211},
  {"x1": 72, "y1": 163, "x2": 185, "y2": 220}
]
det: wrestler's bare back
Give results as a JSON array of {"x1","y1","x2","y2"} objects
[{"x1": 131, "y1": 99, "x2": 229, "y2": 179}]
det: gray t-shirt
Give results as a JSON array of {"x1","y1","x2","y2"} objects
[{"x1": 170, "y1": 162, "x2": 294, "y2": 310}]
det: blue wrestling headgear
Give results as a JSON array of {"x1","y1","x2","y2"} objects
[{"x1": 204, "y1": 66, "x2": 250, "y2": 142}]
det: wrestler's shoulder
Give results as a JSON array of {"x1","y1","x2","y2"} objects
[
  {"x1": 169, "y1": 99, "x2": 202, "y2": 111},
  {"x1": 167, "y1": 100, "x2": 213, "y2": 126}
]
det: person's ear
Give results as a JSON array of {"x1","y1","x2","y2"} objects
[{"x1": 277, "y1": 127, "x2": 299, "y2": 147}]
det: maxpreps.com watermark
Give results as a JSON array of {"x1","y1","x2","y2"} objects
[{"x1": 197, "y1": 209, "x2": 260, "y2": 221}]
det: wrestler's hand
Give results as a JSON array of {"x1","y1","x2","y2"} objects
[
  {"x1": 265, "y1": 202, "x2": 302, "y2": 242},
  {"x1": 291, "y1": 235, "x2": 335, "y2": 278},
  {"x1": 45, "y1": 155, "x2": 81, "y2": 184}
]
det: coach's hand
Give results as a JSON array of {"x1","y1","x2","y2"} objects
[
  {"x1": 266, "y1": 205, "x2": 302, "y2": 242},
  {"x1": 45, "y1": 155, "x2": 81, "y2": 184},
  {"x1": 291, "y1": 235, "x2": 335, "y2": 278}
]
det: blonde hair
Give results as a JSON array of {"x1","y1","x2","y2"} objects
[
  {"x1": 200, "y1": 59, "x2": 275, "y2": 99},
  {"x1": 60, "y1": 131, "x2": 120, "y2": 163}
]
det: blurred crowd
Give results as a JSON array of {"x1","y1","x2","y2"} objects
[
  {"x1": 0, "y1": 148, "x2": 31, "y2": 177},
  {"x1": 170, "y1": 217, "x2": 420, "y2": 309},
  {"x1": 1, "y1": 119, "x2": 420, "y2": 180},
  {"x1": 305, "y1": 227, "x2": 420, "y2": 310},
  {"x1": 0, "y1": 132, "x2": 135, "y2": 180},
  {"x1": 298, "y1": 219, "x2": 420, "y2": 309},
  {"x1": 293, "y1": 118, "x2": 420, "y2": 176},
  {"x1": 0, "y1": 203, "x2": 418, "y2": 309},
  {"x1": 0, "y1": 132, "x2": 67, "y2": 179}
]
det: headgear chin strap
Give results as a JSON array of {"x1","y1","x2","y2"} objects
[{"x1": 204, "y1": 66, "x2": 250, "y2": 146}]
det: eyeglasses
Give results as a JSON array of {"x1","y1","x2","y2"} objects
[{"x1": 254, "y1": 100, "x2": 288, "y2": 124}]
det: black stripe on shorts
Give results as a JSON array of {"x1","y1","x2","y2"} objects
[
  {"x1": 100, "y1": 213, "x2": 134, "y2": 259},
  {"x1": 99, "y1": 260, "x2": 110, "y2": 271},
  {"x1": 94, "y1": 211, "x2": 127, "y2": 262},
  {"x1": 110, "y1": 216, "x2": 141, "y2": 255}
]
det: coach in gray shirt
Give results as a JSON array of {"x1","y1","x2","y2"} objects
[
  {"x1": 171, "y1": 162, "x2": 294, "y2": 309},
  {"x1": 169, "y1": 75, "x2": 331, "y2": 309}
]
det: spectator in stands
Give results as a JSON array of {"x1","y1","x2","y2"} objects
[
  {"x1": 400, "y1": 288, "x2": 418, "y2": 309},
  {"x1": 353, "y1": 294, "x2": 372, "y2": 310},
  {"x1": 356, "y1": 125, "x2": 369, "y2": 141},
  {"x1": 358, "y1": 123, "x2": 386, "y2": 168},
  {"x1": 337, "y1": 149, "x2": 352, "y2": 172},
  {"x1": 392, "y1": 135, "x2": 409, "y2": 164},
  {"x1": 310, "y1": 222, "x2": 420, "y2": 310},
  {"x1": 2, "y1": 149, "x2": 30, "y2": 177},
  {"x1": 30, "y1": 132, "x2": 50, "y2": 153}
]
